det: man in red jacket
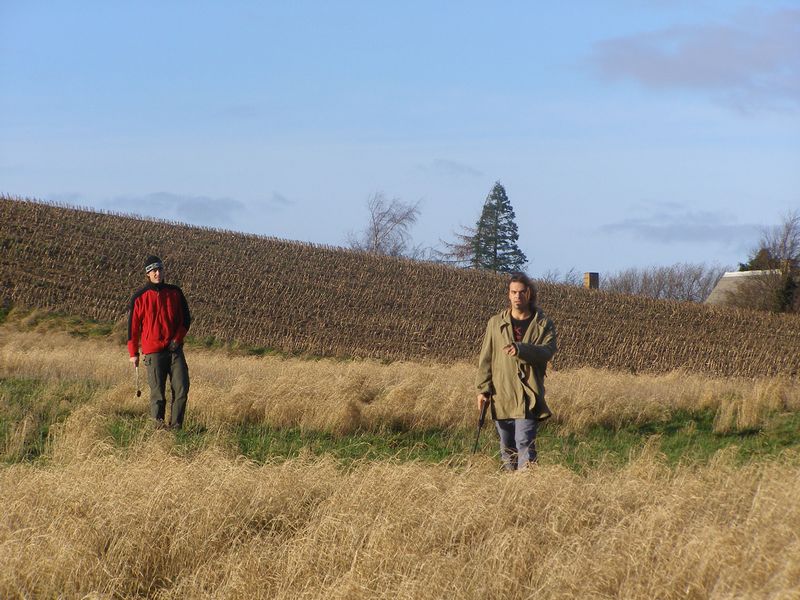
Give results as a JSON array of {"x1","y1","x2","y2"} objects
[{"x1": 127, "y1": 255, "x2": 191, "y2": 430}]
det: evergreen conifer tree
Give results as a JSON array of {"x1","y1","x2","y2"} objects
[{"x1": 471, "y1": 182, "x2": 527, "y2": 273}]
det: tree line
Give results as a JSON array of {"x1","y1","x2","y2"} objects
[
  {"x1": 347, "y1": 183, "x2": 799, "y2": 313},
  {"x1": 347, "y1": 182, "x2": 527, "y2": 273}
]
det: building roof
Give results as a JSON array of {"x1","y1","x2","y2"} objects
[{"x1": 705, "y1": 270, "x2": 781, "y2": 305}]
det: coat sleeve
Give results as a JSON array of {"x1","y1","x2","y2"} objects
[
  {"x1": 475, "y1": 319, "x2": 494, "y2": 395},
  {"x1": 515, "y1": 317, "x2": 557, "y2": 366},
  {"x1": 173, "y1": 287, "x2": 191, "y2": 344},
  {"x1": 127, "y1": 294, "x2": 142, "y2": 357}
]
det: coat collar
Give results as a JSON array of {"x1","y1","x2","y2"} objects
[
  {"x1": 499, "y1": 307, "x2": 542, "y2": 343},
  {"x1": 499, "y1": 307, "x2": 540, "y2": 324}
]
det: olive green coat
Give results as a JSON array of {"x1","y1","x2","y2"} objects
[{"x1": 475, "y1": 308, "x2": 557, "y2": 421}]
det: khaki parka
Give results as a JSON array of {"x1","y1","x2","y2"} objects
[{"x1": 476, "y1": 307, "x2": 557, "y2": 421}]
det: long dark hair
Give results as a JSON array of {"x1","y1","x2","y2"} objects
[{"x1": 508, "y1": 271, "x2": 538, "y2": 310}]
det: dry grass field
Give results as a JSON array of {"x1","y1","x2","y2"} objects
[
  {"x1": 2, "y1": 322, "x2": 798, "y2": 444},
  {"x1": 2, "y1": 323, "x2": 800, "y2": 598},
  {"x1": 3, "y1": 445, "x2": 799, "y2": 599}
]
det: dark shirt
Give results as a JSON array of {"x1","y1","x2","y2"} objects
[{"x1": 511, "y1": 315, "x2": 533, "y2": 342}]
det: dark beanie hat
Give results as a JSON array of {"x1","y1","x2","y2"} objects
[{"x1": 144, "y1": 255, "x2": 163, "y2": 273}]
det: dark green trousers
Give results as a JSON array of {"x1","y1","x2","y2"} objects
[{"x1": 143, "y1": 348, "x2": 190, "y2": 428}]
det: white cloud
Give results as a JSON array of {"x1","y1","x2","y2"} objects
[
  {"x1": 589, "y1": 8, "x2": 800, "y2": 112},
  {"x1": 600, "y1": 204, "x2": 760, "y2": 248}
]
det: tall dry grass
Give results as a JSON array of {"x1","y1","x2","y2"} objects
[
  {"x1": 3, "y1": 326, "x2": 800, "y2": 597},
  {"x1": 549, "y1": 367, "x2": 800, "y2": 435},
  {"x1": 1, "y1": 445, "x2": 799, "y2": 598},
  {"x1": 2, "y1": 328, "x2": 799, "y2": 447}
]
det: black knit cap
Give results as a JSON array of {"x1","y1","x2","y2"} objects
[{"x1": 144, "y1": 255, "x2": 163, "y2": 273}]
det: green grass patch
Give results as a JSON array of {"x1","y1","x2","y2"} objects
[
  {"x1": 4, "y1": 307, "x2": 116, "y2": 338},
  {"x1": 539, "y1": 410, "x2": 800, "y2": 473},
  {"x1": 236, "y1": 425, "x2": 472, "y2": 464},
  {"x1": 104, "y1": 416, "x2": 473, "y2": 463},
  {"x1": 172, "y1": 423, "x2": 216, "y2": 456},
  {"x1": 107, "y1": 413, "x2": 150, "y2": 448},
  {"x1": 101, "y1": 410, "x2": 800, "y2": 471},
  {"x1": 106, "y1": 416, "x2": 218, "y2": 457},
  {"x1": 0, "y1": 377, "x2": 98, "y2": 462}
]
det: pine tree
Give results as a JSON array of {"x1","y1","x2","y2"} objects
[{"x1": 471, "y1": 182, "x2": 527, "y2": 273}]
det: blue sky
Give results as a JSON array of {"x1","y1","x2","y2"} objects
[{"x1": 2, "y1": 1, "x2": 798, "y2": 277}]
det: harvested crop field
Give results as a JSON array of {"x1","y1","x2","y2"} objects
[{"x1": 3, "y1": 196, "x2": 800, "y2": 377}]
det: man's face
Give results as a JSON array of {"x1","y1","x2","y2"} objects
[
  {"x1": 508, "y1": 282, "x2": 530, "y2": 310},
  {"x1": 147, "y1": 267, "x2": 163, "y2": 284}
]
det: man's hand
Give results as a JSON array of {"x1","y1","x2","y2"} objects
[
  {"x1": 168, "y1": 340, "x2": 179, "y2": 352},
  {"x1": 129, "y1": 355, "x2": 139, "y2": 367},
  {"x1": 503, "y1": 343, "x2": 518, "y2": 357},
  {"x1": 477, "y1": 393, "x2": 490, "y2": 410}
]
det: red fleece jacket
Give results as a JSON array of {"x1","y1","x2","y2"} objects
[{"x1": 127, "y1": 282, "x2": 191, "y2": 356}]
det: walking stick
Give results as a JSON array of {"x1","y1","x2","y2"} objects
[
  {"x1": 135, "y1": 365, "x2": 141, "y2": 397},
  {"x1": 472, "y1": 396, "x2": 490, "y2": 454}
]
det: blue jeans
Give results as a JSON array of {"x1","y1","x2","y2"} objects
[{"x1": 494, "y1": 418, "x2": 538, "y2": 471}]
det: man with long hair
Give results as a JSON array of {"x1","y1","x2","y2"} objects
[
  {"x1": 127, "y1": 255, "x2": 191, "y2": 430},
  {"x1": 476, "y1": 272, "x2": 557, "y2": 470}
]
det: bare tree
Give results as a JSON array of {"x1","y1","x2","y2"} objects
[
  {"x1": 602, "y1": 263, "x2": 728, "y2": 302},
  {"x1": 750, "y1": 209, "x2": 800, "y2": 270},
  {"x1": 724, "y1": 271, "x2": 786, "y2": 312},
  {"x1": 732, "y1": 210, "x2": 800, "y2": 312},
  {"x1": 538, "y1": 267, "x2": 582, "y2": 286},
  {"x1": 347, "y1": 193, "x2": 421, "y2": 257}
]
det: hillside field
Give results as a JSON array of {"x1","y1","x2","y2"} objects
[{"x1": 3, "y1": 195, "x2": 800, "y2": 377}]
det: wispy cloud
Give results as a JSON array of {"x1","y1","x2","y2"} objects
[
  {"x1": 600, "y1": 204, "x2": 760, "y2": 247},
  {"x1": 105, "y1": 192, "x2": 247, "y2": 227},
  {"x1": 419, "y1": 159, "x2": 483, "y2": 178},
  {"x1": 588, "y1": 8, "x2": 800, "y2": 112},
  {"x1": 268, "y1": 192, "x2": 294, "y2": 207}
]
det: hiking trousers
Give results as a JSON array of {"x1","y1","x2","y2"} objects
[{"x1": 143, "y1": 347, "x2": 190, "y2": 428}]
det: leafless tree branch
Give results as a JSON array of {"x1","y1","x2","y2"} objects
[
  {"x1": 347, "y1": 193, "x2": 421, "y2": 257},
  {"x1": 602, "y1": 263, "x2": 728, "y2": 302}
]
